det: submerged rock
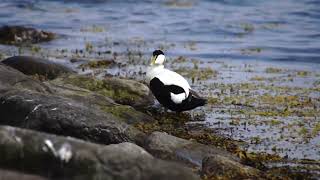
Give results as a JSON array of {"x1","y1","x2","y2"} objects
[
  {"x1": 0, "y1": 63, "x2": 51, "y2": 93},
  {"x1": 0, "y1": 25, "x2": 55, "y2": 45},
  {"x1": 0, "y1": 89, "x2": 145, "y2": 145},
  {"x1": 0, "y1": 126, "x2": 199, "y2": 180},
  {"x1": 2, "y1": 56, "x2": 74, "y2": 80},
  {"x1": 52, "y1": 74, "x2": 154, "y2": 108}
]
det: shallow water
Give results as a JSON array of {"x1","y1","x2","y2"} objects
[{"x1": 0, "y1": 0, "x2": 319, "y2": 164}]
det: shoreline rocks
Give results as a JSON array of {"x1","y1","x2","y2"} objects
[
  {"x1": 144, "y1": 132, "x2": 240, "y2": 166},
  {"x1": 0, "y1": 89, "x2": 145, "y2": 145},
  {"x1": 0, "y1": 56, "x2": 309, "y2": 179},
  {"x1": 0, "y1": 126, "x2": 199, "y2": 180}
]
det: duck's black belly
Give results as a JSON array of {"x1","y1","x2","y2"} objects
[
  {"x1": 149, "y1": 77, "x2": 205, "y2": 112},
  {"x1": 149, "y1": 78, "x2": 178, "y2": 110}
]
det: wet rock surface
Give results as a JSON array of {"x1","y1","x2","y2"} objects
[
  {"x1": 2, "y1": 56, "x2": 74, "y2": 80},
  {"x1": 0, "y1": 89, "x2": 145, "y2": 145},
  {"x1": 0, "y1": 26, "x2": 55, "y2": 45},
  {"x1": 0, "y1": 126, "x2": 199, "y2": 180}
]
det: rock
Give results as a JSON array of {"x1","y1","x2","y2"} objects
[
  {"x1": 0, "y1": 89, "x2": 145, "y2": 145},
  {"x1": 52, "y1": 74, "x2": 154, "y2": 108},
  {"x1": 144, "y1": 132, "x2": 265, "y2": 179},
  {"x1": 2, "y1": 56, "x2": 74, "y2": 80},
  {"x1": 0, "y1": 25, "x2": 55, "y2": 45},
  {"x1": 0, "y1": 63, "x2": 51, "y2": 93},
  {"x1": 0, "y1": 169, "x2": 48, "y2": 180},
  {"x1": 46, "y1": 79, "x2": 156, "y2": 125},
  {"x1": 201, "y1": 155, "x2": 264, "y2": 179},
  {"x1": 104, "y1": 77, "x2": 152, "y2": 106},
  {"x1": 0, "y1": 63, "x2": 152, "y2": 144},
  {"x1": 45, "y1": 80, "x2": 117, "y2": 107},
  {"x1": 144, "y1": 132, "x2": 240, "y2": 167},
  {"x1": 0, "y1": 126, "x2": 200, "y2": 180}
]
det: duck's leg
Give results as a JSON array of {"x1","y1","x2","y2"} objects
[
  {"x1": 164, "y1": 107, "x2": 168, "y2": 116},
  {"x1": 175, "y1": 111, "x2": 188, "y2": 123},
  {"x1": 175, "y1": 111, "x2": 180, "y2": 115}
]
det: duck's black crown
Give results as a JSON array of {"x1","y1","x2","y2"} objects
[{"x1": 153, "y1": 50, "x2": 164, "y2": 56}]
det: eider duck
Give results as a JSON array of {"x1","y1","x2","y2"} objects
[{"x1": 146, "y1": 50, "x2": 207, "y2": 112}]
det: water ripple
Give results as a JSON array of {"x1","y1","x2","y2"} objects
[{"x1": 0, "y1": 0, "x2": 319, "y2": 63}]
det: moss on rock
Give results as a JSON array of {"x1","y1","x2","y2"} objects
[
  {"x1": 134, "y1": 109, "x2": 238, "y2": 153},
  {"x1": 52, "y1": 74, "x2": 153, "y2": 108}
]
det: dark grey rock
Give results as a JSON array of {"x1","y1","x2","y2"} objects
[
  {"x1": 0, "y1": 25, "x2": 55, "y2": 45},
  {"x1": 144, "y1": 132, "x2": 240, "y2": 167},
  {"x1": 0, "y1": 63, "x2": 51, "y2": 93},
  {"x1": 0, "y1": 62, "x2": 150, "y2": 145},
  {"x1": 144, "y1": 132, "x2": 265, "y2": 179},
  {"x1": 45, "y1": 79, "x2": 156, "y2": 125},
  {"x1": 0, "y1": 89, "x2": 145, "y2": 145},
  {"x1": 0, "y1": 126, "x2": 200, "y2": 180},
  {"x1": 0, "y1": 169, "x2": 48, "y2": 180},
  {"x1": 45, "y1": 80, "x2": 117, "y2": 106},
  {"x1": 2, "y1": 56, "x2": 74, "y2": 80},
  {"x1": 201, "y1": 155, "x2": 263, "y2": 179}
]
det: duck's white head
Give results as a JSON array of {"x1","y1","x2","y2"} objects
[{"x1": 150, "y1": 49, "x2": 165, "y2": 66}]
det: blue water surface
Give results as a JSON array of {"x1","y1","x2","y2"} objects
[{"x1": 0, "y1": 0, "x2": 319, "y2": 63}]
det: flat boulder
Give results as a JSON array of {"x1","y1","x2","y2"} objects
[
  {"x1": 144, "y1": 132, "x2": 239, "y2": 167},
  {"x1": 0, "y1": 25, "x2": 55, "y2": 45},
  {"x1": 0, "y1": 63, "x2": 51, "y2": 93},
  {"x1": 201, "y1": 155, "x2": 264, "y2": 179},
  {"x1": 52, "y1": 74, "x2": 154, "y2": 108},
  {"x1": 46, "y1": 79, "x2": 156, "y2": 125},
  {"x1": 2, "y1": 56, "x2": 74, "y2": 80},
  {"x1": 0, "y1": 126, "x2": 199, "y2": 180},
  {"x1": 144, "y1": 132, "x2": 266, "y2": 179},
  {"x1": 0, "y1": 89, "x2": 145, "y2": 145}
]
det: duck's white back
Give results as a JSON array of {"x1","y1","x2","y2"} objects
[{"x1": 147, "y1": 66, "x2": 191, "y2": 97}]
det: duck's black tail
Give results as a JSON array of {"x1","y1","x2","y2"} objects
[{"x1": 179, "y1": 94, "x2": 207, "y2": 112}]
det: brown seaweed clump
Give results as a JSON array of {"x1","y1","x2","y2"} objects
[{"x1": 0, "y1": 25, "x2": 55, "y2": 45}]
